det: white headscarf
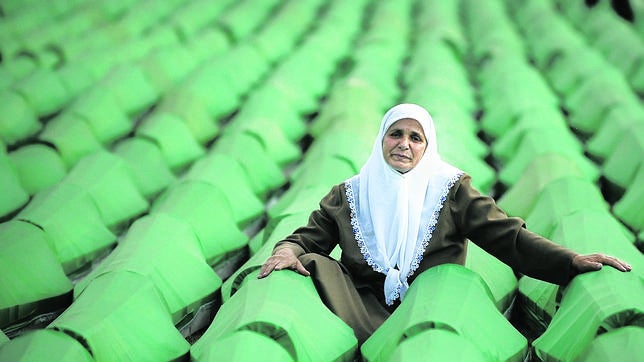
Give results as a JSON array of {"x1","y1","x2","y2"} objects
[{"x1": 345, "y1": 103, "x2": 463, "y2": 305}]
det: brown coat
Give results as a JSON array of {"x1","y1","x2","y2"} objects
[{"x1": 273, "y1": 174, "x2": 577, "y2": 343}]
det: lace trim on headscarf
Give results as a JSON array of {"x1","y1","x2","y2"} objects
[
  {"x1": 345, "y1": 172, "x2": 463, "y2": 305},
  {"x1": 407, "y1": 171, "x2": 464, "y2": 278},
  {"x1": 345, "y1": 178, "x2": 388, "y2": 274}
]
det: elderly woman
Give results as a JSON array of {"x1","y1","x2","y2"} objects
[{"x1": 258, "y1": 103, "x2": 631, "y2": 344}]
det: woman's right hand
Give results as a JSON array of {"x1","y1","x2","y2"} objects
[{"x1": 258, "y1": 247, "x2": 311, "y2": 279}]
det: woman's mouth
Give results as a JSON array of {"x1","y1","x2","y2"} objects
[{"x1": 391, "y1": 153, "x2": 411, "y2": 160}]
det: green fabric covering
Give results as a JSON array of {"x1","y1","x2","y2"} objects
[
  {"x1": 252, "y1": 0, "x2": 323, "y2": 63},
  {"x1": 309, "y1": 82, "x2": 383, "y2": 139},
  {"x1": 510, "y1": 3, "x2": 584, "y2": 69},
  {"x1": 433, "y1": 108, "x2": 484, "y2": 154},
  {"x1": 0, "y1": 221, "x2": 72, "y2": 329},
  {"x1": 16, "y1": 182, "x2": 116, "y2": 274},
  {"x1": 574, "y1": 90, "x2": 639, "y2": 137},
  {"x1": 288, "y1": 40, "x2": 347, "y2": 100},
  {"x1": 497, "y1": 154, "x2": 586, "y2": 218},
  {"x1": 66, "y1": 87, "x2": 132, "y2": 144},
  {"x1": 479, "y1": 69, "x2": 559, "y2": 137},
  {"x1": 116, "y1": 0, "x2": 176, "y2": 35},
  {"x1": 38, "y1": 113, "x2": 105, "y2": 168},
  {"x1": 217, "y1": 0, "x2": 280, "y2": 41},
  {"x1": 441, "y1": 151, "x2": 495, "y2": 195},
  {"x1": 225, "y1": 121, "x2": 301, "y2": 167},
  {"x1": 575, "y1": 326, "x2": 644, "y2": 362},
  {"x1": 185, "y1": 28, "x2": 231, "y2": 63},
  {"x1": 99, "y1": 64, "x2": 159, "y2": 116},
  {"x1": 272, "y1": 42, "x2": 337, "y2": 102},
  {"x1": 268, "y1": 184, "x2": 331, "y2": 220},
  {"x1": 236, "y1": 91, "x2": 307, "y2": 141},
  {"x1": 247, "y1": 229, "x2": 265, "y2": 259},
  {"x1": 64, "y1": 49, "x2": 116, "y2": 82},
  {"x1": 0, "y1": 329, "x2": 92, "y2": 362},
  {"x1": 169, "y1": 0, "x2": 230, "y2": 40},
  {"x1": 533, "y1": 268, "x2": 644, "y2": 362},
  {"x1": 602, "y1": 124, "x2": 644, "y2": 189},
  {"x1": 62, "y1": 150, "x2": 149, "y2": 228},
  {"x1": 135, "y1": 112, "x2": 205, "y2": 171},
  {"x1": 225, "y1": 44, "x2": 271, "y2": 96},
  {"x1": 361, "y1": 264, "x2": 527, "y2": 362},
  {"x1": 182, "y1": 153, "x2": 264, "y2": 226},
  {"x1": 406, "y1": 77, "x2": 476, "y2": 124},
  {"x1": 405, "y1": 52, "x2": 474, "y2": 113},
  {"x1": 295, "y1": 131, "x2": 372, "y2": 178},
  {"x1": 270, "y1": 50, "x2": 331, "y2": 108},
  {"x1": 550, "y1": 210, "x2": 642, "y2": 269},
  {"x1": 465, "y1": 242, "x2": 518, "y2": 312},
  {"x1": 51, "y1": 271, "x2": 190, "y2": 361},
  {"x1": 139, "y1": 25, "x2": 181, "y2": 53},
  {"x1": 630, "y1": 58, "x2": 644, "y2": 95},
  {"x1": 262, "y1": 75, "x2": 320, "y2": 117},
  {"x1": 211, "y1": 133, "x2": 286, "y2": 196},
  {"x1": 524, "y1": 177, "x2": 609, "y2": 238},
  {"x1": 191, "y1": 271, "x2": 358, "y2": 362},
  {"x1": 112, "y1": 137, "x2": 176, "y2": 198},
  {"x1": 179, "y1": 65, "x2": 240, "y2": 120},
  {"x1": 545, "y1": 47, "x2": 614, "y2": 98},
  {"x1": 261, "y1": 211, "x2": 314, "y2": 257},
  {"x1": 74, "y1": 214, "x2": 222, "y2": 323},
  {"x1": 586, "y1": 105, "x2": 644, "y2": 159},
  {"x1": 432, "y1": 107, "x2": 489, "y2": 151},
  {"x1": 515, "y1": 276, "x2": 559, "y2": 337},
  {"x1": 12, "y1": 68, "x2": 70, "y2": 116},
  {"x1": 588, "y1": 15, "x2": 644, "y2": 88},
  {"x1": 388, "y1": 329, "x2": 488, "y2": 362},
  {"x1": 273, "y1": 156, "x2": 356, "y2": 217},
  {"x1": 157, "y1": 89, "x2": 218, "y2": 145},
  {"x1": 0, "y1": 58, "x2": 37, "y2": 85},
  {"x1": 57, "y1": 61, "x2": 99, "y2": 100},
  {"x1": 347, "y1": 64, "x2": 400, "y2": 109},
  {"x1": 139, "y1": 45, "x2": 200, "y2": 93},
  {"x1": 491, "y1": 109, "x2": 581, "y2": 163},
  {"x1": 0, "y1": 329, "x2": 7, "y2": 346},
  {"x1": 196, "y1": 330, "x2": 294, "y2": 362},
  {"x1": 221, "y1": 212, "x2": 312, "y2": 302},
  {"x1": 8, "y1": 143, "x2": 67, "y2": 195},
  {"x1": 564, "y1": 72, "x2": 636, "y2": 134},
  {"x1": 498, "y1": 134, "x2": 599, "y2": 187},
  {"x1": 463, "y1": 1, "x2": 525, "y2": 63},
  {"x1": 0, "y1": 153, "x2": 29, "y2": 218},
  {"x1": 151, "y1": 180, "x2": 249, "y2": 265},
  {"x1": 613, "y1": 165, "x2": 644, "y2": 231},
  {"x1": 0, "y1": 90, "x2": 40, "y2": 145}
]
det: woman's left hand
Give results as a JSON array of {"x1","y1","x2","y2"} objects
[{"x1": 572, "y1": 253, "x2": 632, "y2": 273}]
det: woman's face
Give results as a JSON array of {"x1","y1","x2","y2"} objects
[{"x1": 382, "y1": 118, "x2": 427, "y2": 173}]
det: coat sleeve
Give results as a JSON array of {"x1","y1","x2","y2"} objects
[
  {"x1": 273, "y1": 185, "x2": 343, "y2": 257},
  {"x1": 451, "y1": 176, "x2": 578, "y2": 285}
]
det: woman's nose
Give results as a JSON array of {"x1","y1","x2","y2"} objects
[{"x1": 398, "y1": 138, "x2": 410, "y2": 149}]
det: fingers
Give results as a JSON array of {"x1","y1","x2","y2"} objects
[
  {"x1": 573, "y1": 253, "x2": 632, "y2": 274},
  {"x1": 294, "y1": 260, "x2": 311, "y2": 277},
  {"x1": 599, "y1": 254, "x2": 632, "y2": 272},
  {"x1": 257, "y1": 255, "x2": 310, "y2": 279}
]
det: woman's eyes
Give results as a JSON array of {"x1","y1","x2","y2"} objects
[{"x1": 387, "y1": 131, "x2": 424, "y2": 143}]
